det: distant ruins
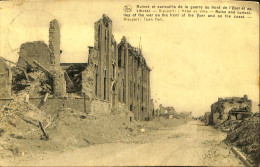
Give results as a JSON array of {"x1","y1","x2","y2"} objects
[
  {"x1": 210, "y1": 95, "x2": 252, "y2": 125},
  {"x1": 0, "y1": 15, "x2": 155, "y2": 121}
]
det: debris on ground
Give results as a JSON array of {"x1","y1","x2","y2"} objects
[
  {"x1": 225, "y1": 113, "x2": 260, "y2": 166},
  {"x1": 12, "y1": 70, "x2": 52, "y2": 96},
  {"x1": 0, "y1": 93, "x2": 52, "y2": 159},
  {"x1": 0, "y1": 97, "x2": 191, "y2": 162},
  {"x1": 214, "y1": 119, "x2": 242, "y2": 132}
]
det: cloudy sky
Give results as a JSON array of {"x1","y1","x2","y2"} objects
[{"x1": 0, "y1": 0, "x2": 259, "y2": 116}]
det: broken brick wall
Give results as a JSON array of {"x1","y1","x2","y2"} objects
[
  {"x1": 52, "y1": 70, "x2": 66, "y2": 97},
  {"x1": 17, "y1": 41, "x2": 52, "y2": 69},
  {"x1": 17, "y1": 19, "x2": 65, "y2": 97},
  {"x1": 81, "y1": 48, "x2": 98, "y2": 100},
  {"x1": 0, "y1": 97, "x2": 89, "y2": 114}
]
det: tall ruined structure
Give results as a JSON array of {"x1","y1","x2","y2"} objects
[
  {"x1": 117, "y1": 37, "x2": 152, "y2": 120},
  {"x1": 49, "y1": 19, "x2": 66, "y2": 96},
  {"x1": 49, "y1": 19, "x2": 61, "y2": 68},
  {"x1": 80, "y1": 14, "x2": 152, "y2": 120}
]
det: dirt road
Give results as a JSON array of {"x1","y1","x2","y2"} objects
[{"x1": 5, "y1": 120, "x2": 244, "y2": 166}]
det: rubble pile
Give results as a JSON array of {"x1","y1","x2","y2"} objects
[
  {"x1": 215, "y1": 119, "x2": 241, "y2": 132},
  {"x1": 143, "y1": 116, "x2": 191, "y2": 130},
  {"x1": 225, "y1": 113, "x2": 260, "y2": 166},
  {"x1": 47, "y1": 108, "x2": 142, "y2": 147},
  {"x1": 0, "y1": 93, "x2": 52, "y2": 158},
  {"x1": 0, "y1": 93, "x2": 192, "y2": 163},
  {"x1": 12, "y1": 70, "x2": 52, "y2": 96}
]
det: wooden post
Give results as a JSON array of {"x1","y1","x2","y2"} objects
[{"x1": 39, "y1": 121, "x2": 49, "y2": 140}]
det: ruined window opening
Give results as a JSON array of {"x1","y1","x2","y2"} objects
[
  {"x1": 137, "y1": 84, "x2": 140, "y2": 100},
  {"x1": 142, "y1": 86, "x2": 144, "y2": 102},
  {"x1": 112, "y1": 64, "x2": 115, "y2": 78},
  {"x1": 118, "y1": 48, "x2": 122, "y2": 68},
  {"x1": 130, "y1": 81, "x2": 132, "y2": 97},
  {"x1": 105, "y1": 30, "x2": 108, "y2": 52},
  {"x1": 112, "y1": 83, "x2": 116, "y2": 91},
  {"x1": 95, "y1": 65, "x2": 98, "y2": 96},
  {"x1": 64, "y1": 64, "x2": 86, "y2": 93},
  {"x1": 121, "y1": 50, "x2": 124, "y2": 68},
  {"x1": 98, "y1": 25, "x2": 101, "y2": 49},
  {"x1": 104, "y1": 69, "x2": 107, "y2": 100},
  {"x1": 134, "y1": 83, "x2": 135, "y2": 97},
  {"x1": 122, "y1": 79, "x2": 125, "y2": 103},
  {"x1": 124, "y1": 49, "x2": 126, "y2": 68},
  {"x1": 130, "y1": 104, "x2": 133, "y2": 111},
  {"x1": 118, "y1": 88, "x2": 121, "y2": 102}
]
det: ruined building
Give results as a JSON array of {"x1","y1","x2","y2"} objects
[
  {"x1": 65, "y1": 14, "x2": 153, "y2": 120},
  {"x1": 210, "y1": 95, "x2": 252, "y2": 125},
  {"x1": 0, "y1": 15, "x2": 153, "y2": 121}
]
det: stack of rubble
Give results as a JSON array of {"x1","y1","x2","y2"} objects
[
  {"x1": 225, "y1": 113, "x2": 260, "y2": 166},
  {"x1": 0, "y1": 93, "x2": 51, "y2": 157},
  {"x1": 12, "y1": 70, "x2": 52, "y2": 96},
  {"x1": 47, "y1": 108, "x2": 140, "y2": 147},
  {"x1": 215, "y1": 119, "x2": 241, "y2": 132}
]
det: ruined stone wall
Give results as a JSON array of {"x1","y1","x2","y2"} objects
[
  {"x1": 90, "y1": 99, "x2": 111, "y2": 115},
  {"x1": 17, "y1": 41, "x2": 51, "y2": 68},
  {"x1": 0, "y1": 60, "x2": 11, "y2": 98},
  {"x1": 81, "y1": 48, "x2": 98, "y2": 100},
  {"x1": 30, "y1": 97, "x2": 88, "y2": 113},
  {"x1": 94, "y1": 14, "x2": 113, "y2": 102},
  {"x1": 0, "y1": 97, "x2": 89, "y2": 114},
  {"x1": 52, "y1": 70, "x2": 66, "y2": 97},
  {"x1": 17, "y1": 19, "x2": 65, "y2": 97},
  {"x1": 17, "y1": 19, "x2": 60, "y2": 70}
]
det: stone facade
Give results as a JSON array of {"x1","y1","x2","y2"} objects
[{"x1": 82, "y1": 14, "x2": 153, "y2": 120}]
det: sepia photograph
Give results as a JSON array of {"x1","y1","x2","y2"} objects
[{"x1": 0, "y1": 0, "x2": 259, "y2": 166}]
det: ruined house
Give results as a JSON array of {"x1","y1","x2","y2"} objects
[
  {"x1": 159, "y1": 104, "x2": 177, "y2": 119},
  {"x1": 210, "y1": 95, "x2": 252, "y2": 125},
  {"x1": 0, "y1": 15, "x2": 154, "y2": 121}
]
